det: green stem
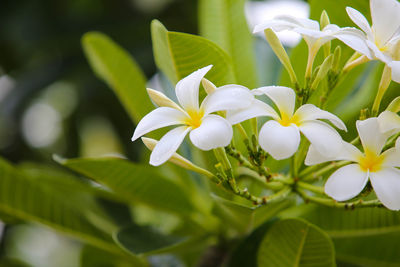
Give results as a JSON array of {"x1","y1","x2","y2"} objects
[
  {"x1": 296, "y1": 188, "x2": 382, "y2": 208},
  {"x1": 301, "y1": 161, "x2": 350, "y2": 181},
  {"x1": 297, "y1": 181, "x2": 325, "y2": 194}
]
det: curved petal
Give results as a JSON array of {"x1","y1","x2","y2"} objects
[
  {"x1": 370, "y1": 167, "x2": 400, "y2": 210},
  {"x1": 131, "y1": 107, "x2": 186, "y2": 141},
  {"x1": 201, "y1": 84, "x2": 254, "y2": 115},
  {"x1": 253, "y1": 19, "x2": 299, "y2": 33},
  {"x1": 325, "y1": 164, "x2": 369, "y2": 201},
  {"x1": 370, "y1": 0, "x2": 400, "y2": 45},
  {"x1": 295, "y1": 104, "x2": 347, "y2": 130},
  {"x1": 258, "y1": 120, "x2": 300, "y2": 160},
  {"x1": 366, "y1": 40, "x2": 391, "y2": 63},
  {"x1": 346, "y1": 7, "x2": 373, "y2": 38},
  {"x1": 189, "y1": 115, "x2": 232, "y2": 150},
  {"x1": 175, "y1": 65, "x2": 212, "y2": 111},
  {"x1": 299, "y1": 121, "x2": 343, "y2": 157},
  {"x1": 274, "y1": 15, "x2": 320, "y2": 30},
  {"x1": 377, "y1": 110, "x2": 400, "y2": 133},
  {"x1": 149, "y1": 126, "x2": 191, "y2": 166},
  {"x1": 334, "y1": 31, "x2": 373, "y2": 59},
  {"x1": 381, "y1": 147, "x2": 400, "y2": 168},
  {"x1": 252, "y1": 86, "x2": 296, "y2": 117},
  {"x1": 389, "y1": 61, "x2": 400, "y2": 83},
  {"x1": 357, "y1": 118, "x2": 390, "y2": 154},
  {"x1": 305, "y1": 141, "x2": 362, "y2": 166},
  {"x1": 226, "y1": 99, "x2": 279, "y2": 125}
]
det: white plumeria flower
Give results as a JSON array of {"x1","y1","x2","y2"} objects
[
  {"x1": 227, "y1": 86, "x2": 346, "y2": 160},
  {"x1": 344, "y1": 0, "x2": 400, "y2": 82},
  {"x1": 306, "y1": 118, "x2": 400, "y2": 211},
  {"x1": 253, "y1": 15, "x2": 367, "y2": 57},
  {"x1": 131, "y1": 65, "x2": 254, "y2": 166}
]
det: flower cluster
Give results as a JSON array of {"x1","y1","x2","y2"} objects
[{"x1": 132, "y1": 0, "x2": 400, "y2": 210}]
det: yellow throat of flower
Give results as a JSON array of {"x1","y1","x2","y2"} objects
[
  {"x1": 278, "y1": 112, "x2": 300, "y2": 127},
  {"x1": 358, "y1": 148, "x2": 384, "y2": 172},
  {"x1": 185, "y1": 109, "x2": 204, "y2": 129}
]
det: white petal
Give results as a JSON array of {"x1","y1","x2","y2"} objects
[
  {"x1": 334, "y1": 31, "x2": 373, "y2": 59},
  {"x1": 201, "y1": 84, "x2": 254, "y2": 115},
  {"x1": 370, "y1": 167, "x2": 400, "y2": 210},
  {"x1": 149, "y1": 126, "x2": 191, "y2": 166},
  {"x1": 131, "y1": 107, "x2": 186, "y2": 141},
  {"x1": 252, "y1": 86, "x2": 296, "y2": 117},
  {"x1": 299, "y1": 121, "x2": 343, "y2": 157},
  {"x1": 295, "y1": 104, "x2": 347, "y2": 130},
  {"x1": 389, "y1": 61, "x2": 400, "y2": 83},
  {"x1": 381, "y1": 148, "x2": 400, "y2": 168},
  {"x1": 357, "y1": 118, "x2": 389, "y2": 154},
  {"x1": 366, "y1": 40, "x2": 391, "y2": 63},
  {"x1": 274, "y1": 15, "x2": 320, "y2": 30},
  {"x1": 305, "y1": 142, "x2": 362, "y2": 166},
  {"x1": 226, "y1": 99, "x2": 279, "y2": 125},
  {"x1": 325, "y1": 164, "x2": 369, "y2": 201},
  {"x1": 175, "y1": 65, "x2": 212, "y2": 111},
  {"x1": 377, "y1": 110, "x2": 400, "y2": 133},
  {"x1": 253, "y1": 19, "x2": 299, "y2": 33},
  {"x1": 370, "y1": 0, "x2": 400, "y2": 45},
  {"x1": 346, "y1": 7, "x2": 373, "y2": 38},
  {"x1": 258, "y1": 120, "x2": 300, "y2": 160},
  {"x1": 189, "y1": 115, "x2": 232, "y2": 150}
]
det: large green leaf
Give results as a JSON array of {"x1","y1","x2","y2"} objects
[
  {"x1": 298, "y1": 205, "x2": 400, "y2": 238},
  {"x1": 60, "y1": 157, "x2": 197, "y2": 217},
  {"x1": 334, "y1": 232, "x2": 400, "y2": 266},
  {"x1": 257, "y1": 218, "x2": 335, "y2": 267},
  {"x1": 212, "y1": 195, "x2": 294, "y2": 234},
  {"x1": 82, "y1": 32, "x2": 153, "y2": 123},
  {"x1": 0, "y1": 158, "x2": 127, "y2": 257},
  {"x1": 151, "y1": 20, "x2": 236, "y2": 87},
  {"x1": 199, "y1": 0, "x2": 258, "y2": 88}
]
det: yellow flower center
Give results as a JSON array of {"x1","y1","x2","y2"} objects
[
  {"x1": 278, "y1": 112, "x2": 300, "y2": 127},
  {"x1": 185, "y1": 109, "x2": 204, "y2": 129},
  {"x1": 358, "y1": 148, "x2": 385, "y2": 172}
]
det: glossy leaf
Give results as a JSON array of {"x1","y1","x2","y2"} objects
[
  {"x1": 199, "y1": 0, "x2": 258, "y2": 88},
  {"x1": 60, "y1": 157, "x2": 196, "y2": 217},
  {"x1": 82, "y1": 32, "x2": 153, "y2": 123},
  {"x1": 257, "y1": 218, "x2": 335, "y2": 267},
  {"x1": 151, "y1": 20, "x2": 236, "y2": 87}
]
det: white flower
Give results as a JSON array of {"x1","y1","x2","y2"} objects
[
  {"x1": 227, "y1": 86, "x2": 346, "y2": 160},
  {"x1": 306, "y1": 118, "x2": 400, "y2": 211},
  {"x1": 344, "y1": 0, "x2": 400, "y2": 82},
  {"x1": 253, "y1": 15, "x2": 366, "y2": 57},
  {"x1": 131, "y1": 65, "x2": 254, "y2": 166}
]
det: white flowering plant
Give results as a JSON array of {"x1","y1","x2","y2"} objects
[{"x1": 3, "y1": 0, "x2": 400, "y2": 266}]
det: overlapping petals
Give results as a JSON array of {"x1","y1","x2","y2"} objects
[
  {"x1": 306, "y1": 118, "x2": 400, "y2": 210},
  {"x1": 131, "y1": 65, "x2": 253, "y2": 166},
  {"x1": 227, "y1": 86, "x2": 346, "y2": 160},
  {"x1": 343, "y1": 0, "x2": 400, "y2": 82}
]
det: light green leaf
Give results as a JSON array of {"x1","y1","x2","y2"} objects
[
  {"x1": 0, "y1": 158, "x2": 125, "y2": 257},
  {"x1": 82, "y1": 32, "x2": 153, "y2": 123},
  {"x1": 60, "y1": 157, "x2": 196, "y2": 217},
  {"x1": 212, "y1": 195, "x2": 294, "y2": 234},
  {"x1": 334, "y1": 232, "x2": 400, "y2": 267},
  {"x1": 298, "y1": 204, "x2": 400, "y2": 238},
  {"x1": 151, "y1": 20, "x2": 236, "y2": 87},
  {"x1": 257, "y1": 218, "x2": 335, "y2": 267},
  {"x1": 199, "y1": 0, "x2": 258, "y2": 88}
]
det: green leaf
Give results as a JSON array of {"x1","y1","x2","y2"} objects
[
  {"x1": 114, "y1": 224, "x2": 187, "y2": 255},
  {"x1": 0, "y1": 157, "x2": 123, "y2": 256},
  {"x1": 298, "y1": 204, "x2": 400, "y2": 238},
  {"x1": 199, "y1": 0, "x2": 258, "y2": 88},
  {"x1": 212, "y1": 195, "x2": 294, "y2": 233},
  {"x1": 81, "y1": 245, "x2": 133, "y2": 267},
  {"x1": 257, "y1": 218, "x2": 335, "y2": 267},
  {"x1": 60, "y1": 157, "x2": 196, "y2": 217},
  {"x1": 309, "y1": 0, "x2": 370, "y2": 27},
  {"x1": 82, "y1": 32, "x2": 153, "y2": 123},
  {"x1": 151, "y1": 20, "x2": 236, "y2": 87},
  {"x1": 334, "y1": 232, "x2": 400, "y2": 266}
]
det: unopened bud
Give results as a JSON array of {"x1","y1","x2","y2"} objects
[
  {"x1": 202, "y1": 78, "x2": 217, "y2": 94},
  {"x1": 146, "y1": 88, "x2": 182, "y2": 110},
  {"x1": 311, "y1": 54, "x2": 333, "y2": 90}
]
